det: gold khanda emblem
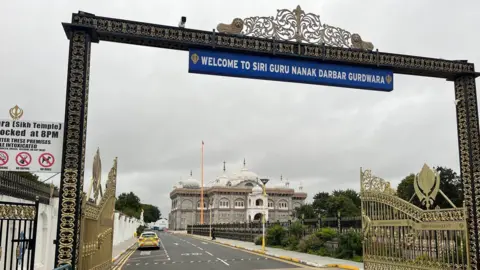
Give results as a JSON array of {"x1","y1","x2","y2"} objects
[
  {"x1": 385, "y1": 74, "x2": 392, "y2": 84},
  {"x1": 191, "y1": 53, "x2": 199, "y2": 64},
  {"x1": 9, "y1": 105, "x2": 23, "y2": 121},
  {"x1": 414, "y1": 164, "x2": 440, "y2": 209}
]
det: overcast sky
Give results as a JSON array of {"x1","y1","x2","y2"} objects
[{"x1": 1, "y1": 0, "x2": 479, "y2": 218}]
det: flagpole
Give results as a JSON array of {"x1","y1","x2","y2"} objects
[{"x1": 200, "y1": 141, "x2": 204, "y2": 224}]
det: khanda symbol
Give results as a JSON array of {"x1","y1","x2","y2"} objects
[
  {"x1": 9, "y1": 105, "x2": 23, "y2": 121},
  {"x1": 414, "y1": 164, "x2": 441, "y2": 209},
  {"x1": 191, "y1": 53, "x2": 199, "y2": 64}
]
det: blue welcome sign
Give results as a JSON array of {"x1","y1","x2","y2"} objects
[{"x1": 188, "y1": 49, "x2": 394, "y2": 91}]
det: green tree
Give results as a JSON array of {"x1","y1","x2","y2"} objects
[
  {"x1": 294, "y1": 203, "x2": 316, "y2": 219},
  {"x1": 396, "y1": 166, "x2": 463, "y2": 209},
  {"x1": 142, "y1": 204, "x2": 161, "y2": 223},
  {"x1": 115, "y1": 192, "x2": 142, "y2": 218},
  {"x1": 332, "y1": 189, "x2": 361, "y2": 208},
  {"x1": 312, "y1": 192, "x2": 330, "y2": 216},
  {"x1": 325, "y1": 194, "x2": 360, "y2": 217}
]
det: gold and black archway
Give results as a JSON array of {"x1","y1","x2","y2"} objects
[{"x1": 56, "y1": 6, "x2": 479, "y2": 270}]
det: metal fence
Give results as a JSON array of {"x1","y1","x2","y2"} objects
[
  {"x1": 187, "y1": 216, "x2": 362, "y2": 242},
  {"x1": 0, "y1": 171, "x2": 59, "y2": 204}
]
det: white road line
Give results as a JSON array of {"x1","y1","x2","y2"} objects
[
  {"x1": 126, "y1": 264, "x2": 130, "y2": 266},
  {"x1": 136, "y1": 263, "x2": 140, "y2": 265},
  {"x1": 206, "y1": 251, "x2": 213, "y2": 256},
  {"x1": 192, "y1": 244, "x2": 197, "y2": 247},
  {"x1": 190, "y1": 261, "x2": 194, "y2": 263},
  {"x1": 198, "y1": 247, "x2": 203, "y2": 250},
  {"x1": 217, "y1": 258, "x2": 230, "y2": 266},
  {"x1": 145, "y1": 263, "x2": 148, "y2": 265},
  {"x1": 154, "y1": 262, "x2": 158, "y2": 264},
  {"x1": 163, "y1": 262, "x2": 166, "y2": 264}
]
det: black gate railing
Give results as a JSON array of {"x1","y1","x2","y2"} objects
[{"x1": 0, "y1": 199, "x2": 39, "y2": 270}]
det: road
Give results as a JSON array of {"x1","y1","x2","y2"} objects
[{"x1": 116, "y1": 231, "x2": 308, "y2": 270}]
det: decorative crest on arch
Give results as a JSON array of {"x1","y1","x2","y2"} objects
[
  {"x1": 360, "y1": 168, "x2": 395, "y2": 195},
  {"x1": 216, "y1": 5, "x2": 374, "y2": 50},
  {"x1": 414, "y1": 164, "x2": 440, "y2": 209}
]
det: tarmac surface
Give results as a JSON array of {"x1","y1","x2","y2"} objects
[{"x1": 115, "y1": 231, "x2": 312, "y2": 270}]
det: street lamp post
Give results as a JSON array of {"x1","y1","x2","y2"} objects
[
  {"x1": 209, "y1": 199, "x2": 214, "y2": 238},
  {"x1": 260, "y1": 178, "x2": 269, "y2": 252}
]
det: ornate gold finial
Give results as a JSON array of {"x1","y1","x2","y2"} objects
[
  {"x1": 9, "y1": 105, "x2": 23, "y2": 121},
  {"x1": 216, "y1": 6, "x2": 374, "y2": 50},
  {"x1": 414, "y1": 164, "x2": 440, "y2": 209}
]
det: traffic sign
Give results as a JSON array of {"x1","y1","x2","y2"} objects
[
  {"x1": 38, "y1": 153, "x2": 55, "y2": 168},
  {"x1": 16, "y1": 152, "x2": 32, "y2": 167},
  {"x1": 0, "y1": 151, "x2": 9, "y2": 166}
]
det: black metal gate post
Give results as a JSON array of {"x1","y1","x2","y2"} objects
[
  {"x1": 54, "y1": 20, "x2": 99, "y2": 270},
  {"x1": 454, "y1": 75, "x2": 480, "y2": 267},
  {"x1": 0, "y1": 199, "x2": 39, "y2": 270}
]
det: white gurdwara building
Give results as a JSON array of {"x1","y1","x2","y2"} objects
[{"x1": 168, "y1": 160, "x2": 307, "y2": 230}]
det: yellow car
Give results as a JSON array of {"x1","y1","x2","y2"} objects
[{"x1": 138, "y1": 231, "x2": 160, "y2": 250}]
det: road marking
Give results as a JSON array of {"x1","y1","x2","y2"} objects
[
  {"x1": 217, "y1": 258, "x2": 230, "y2": 266},
  {"x1": 202, "y1": 242, "x2": 207, "y2": 244},
  {"x1": 198, "y1": 247, "x2": 203, "y2": 250},
  {"x1": 111, "y1": 245, "x2": 137, "y2": 270},
  {"x1": 136, "y1": 263, "x2": 140, "y2": 265},
  {"x1": 140, "y1": 251, "x2": 151, "y2": 256},
  {"x1": 154, "y1": 262, "x2": 158, "y2": 264},
  {"x1": 163, "y1": 262, "x2": 166, "y2": 264},
  {"x1": 206, "y1": 251, "x2": 213, "y2": 256},
  {"x1": 192, "y1": 244, "x2": 197, "y2": 247},
  {"x1": 145, "y1": 263, "x2": 148, "y2": 265},
  {"x1": 191, "y1": 261, "x2": 194, "y2": 263}
]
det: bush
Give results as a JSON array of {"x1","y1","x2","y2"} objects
[
  {"x1": 254, "y1": 235, "x2": 262, "y2": 245},
  {"x1": 297, "y1": 234, "x2": 323, "y2": 253},
  {"x1": 266, "y1": 224, "x2": 286, "y2": 246},
  {"x1": 315, "y1": 227, "x2": 337, "y2": 242},
  {"x1": 136, "y1": 225, "x2": 147, "y2": 237},
  {"x1": 281, "y1": 235, "x2": 299, "y2": 250},
  {"x1": 336, "y1": 230, "x2": 362, "y2": 259},
  {"x1": 288, "y1": 221, "x2": 304, "y2": 239}
]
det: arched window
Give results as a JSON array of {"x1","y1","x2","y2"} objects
[
  {"x1": 219, "y1": 198, "x2": 230, "y2": 208},
  {"x1": 278, "y1": 200, "x2": 288, "y2": 209},
  {"x1": 234, "y1": 199, "x2": 245, "y2": 208},
  {"x1": 268, "y1": 200, "x2": 274, "y2": 209},
  {"x1": 197, "y1": 201, "x2": 206, "y2": 209},
  {"x1": 245, "y1": 182, "x2": 254, "y2": 187},
  {"x1": 255, "y1": 199, "x2": 264, "y2": 207}
]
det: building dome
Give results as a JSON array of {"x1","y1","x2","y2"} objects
[
  {"x1": 214, "y1": 162, "x2": 230, "y2": 187},
  {"x1": 229, "y1": 158, "x2": 259, "y2": 186},
  {"x1": 252, "y1": 185, "x2": 263, "y2": 194},
  {"x1": 183, "y1": 171, "x2": 200, "y2": 189}
]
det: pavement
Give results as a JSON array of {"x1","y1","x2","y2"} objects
[
  {"x1": 112, "y1": 237, "x2": 139, "y2": 261},
  {"x1": 111, "y1": 230, "x2": 344, "y2": 269}
]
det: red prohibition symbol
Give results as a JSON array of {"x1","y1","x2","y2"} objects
[
  {"x1": 0, "y1": 151, "x2": 9, "y2": 166},
  {"x1": 16, "y1": 152, "x2": 32, "y2": 167},
  {"x1": 39, "y1": 153, "x2": 55, "y2": 168}
]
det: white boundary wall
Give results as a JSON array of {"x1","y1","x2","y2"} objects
[{"x1": 0, "y1": 195, "x2": 142, "y2": 270}]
